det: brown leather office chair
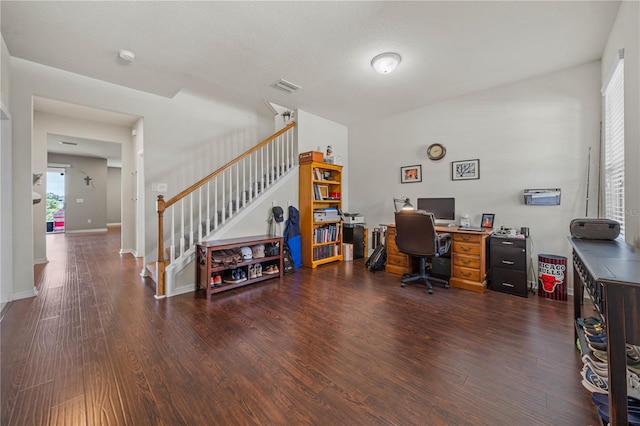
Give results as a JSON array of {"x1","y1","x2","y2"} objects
[{"x1": 394, "y1": 210, "x2": 452, "y2": 294}]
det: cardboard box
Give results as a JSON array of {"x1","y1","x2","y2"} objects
[
  {"x1": 299, "y1": 151, "x2": 324, "y2": 164},
  {"x1": 342, "y1": 243, "x2": 353, "y2": 261}
]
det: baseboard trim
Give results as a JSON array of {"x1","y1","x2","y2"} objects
[
  {"x1": 34, "y1": 257, "x2": 49, "y2": 265},
  {"x1": 66, "y1": 228, "x2": 108, "y2": 234},
  {"x1": 13, "y1": 287, "x2": 38, "y2": 300},
  {"x1": 107, "y1": 222, "x2": 122, "y2": 227}
]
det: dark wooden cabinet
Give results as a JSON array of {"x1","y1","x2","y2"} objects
[
  {"x1": 489, "y1": 236, "x2": 528, "y2": 297},
  {"x1": 343, "y1": 225, "x2": 365, "y2": 259},
  {"x1": 571, "y1": 237, "x2": 640, "y2": 426}
]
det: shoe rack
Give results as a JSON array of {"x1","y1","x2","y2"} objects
[
  {"x1": 571, "y1": 237, "x2": 640, "y2": 425},
  {"x1": 196, "y1": 235, "x2": 283, "y2": 299}
]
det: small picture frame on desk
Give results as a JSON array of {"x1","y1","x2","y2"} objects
[
  {"x1": 481, "y1": 213, "x2": 495, "y2": 229},
  {"x1": 401, "y1": 165, "x2": 422, "y2": 183}
]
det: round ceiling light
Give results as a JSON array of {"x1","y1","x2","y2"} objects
[
  {"x1": 118, "y1": 49, "x2": 136, "y2": 62},
  {"x1": 371, "y1": 52, "x2": 401, "y2": 74}
]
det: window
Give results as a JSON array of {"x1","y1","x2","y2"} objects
[{"x1": 602, "y1": 49, "x2": 624, "y2": 238}]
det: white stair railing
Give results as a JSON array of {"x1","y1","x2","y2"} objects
[{"x1": 155, "y1": 122, "x2": 297, "y2": 297}]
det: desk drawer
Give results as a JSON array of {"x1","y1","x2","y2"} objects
[
  {"x1": 386, "y1": 253, "x2": 409, "y2": 268},
  {"x1": 387, "y1": 243, "x2": 403, "y2": 257},
  {"x1": 453, "y1": 233, "x2": 483, "y2": 244},
  {"x1": 453, "y1": 242, "x2": 480, "y2": 256},
  {"x1": 492, "y1": 246, "x2": 526, "y2": 271},
  {"x1": 453, "y1": 254, "x2": 480, "y2": 269},
  {"x1": 453, "y1": 265, "x2": 480, "y2": 281}
]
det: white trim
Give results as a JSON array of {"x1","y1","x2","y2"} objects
[
  {"x1": 13, "y1": 287, "x2": 38, "y2": 300},
  {"x1": 119, "y1": 248, "x2": 136, "y2": 256},
  {"x1": 107, "y1": 222, "x2": 122, "y2": 226},
  {"x1": 601, "y1": 48, "x2": 625, "y2": 95},
  {"x1": 34, "y1": 257, "x2": 48, "y2": 264},
  {"x1": 66, "y1": 228, "x2": 108, "y2": 234}
]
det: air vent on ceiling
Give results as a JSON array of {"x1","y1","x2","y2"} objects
[
  {"x1": 271, "y1": 79, "x2": 301, "y2": 94},
  {"x1": 59, "y1": 141, "x2": 78, "y2": 146}
]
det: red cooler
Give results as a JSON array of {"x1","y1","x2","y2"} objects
[{"x1": 538, "y1": 254, "x2": 567, "y2": 301}]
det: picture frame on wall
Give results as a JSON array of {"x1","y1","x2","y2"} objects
[
  {"x1": 401, "y1": 165, "x2": 422, "y2": 183},
  {"x1": 452, "y1": 159, "x2": 480, "y2": 181}
]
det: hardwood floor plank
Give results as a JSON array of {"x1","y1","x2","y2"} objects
[{"x1": 1, "y1": 228, "x2": 602, "y2": 425}]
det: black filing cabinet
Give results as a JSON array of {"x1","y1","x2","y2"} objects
[
  {"x1": 343, "y1": 225, "x2": 365, "y2": 259},
  {"x1": 490, "y1": 236, "x2": 527, "y2": 297}
]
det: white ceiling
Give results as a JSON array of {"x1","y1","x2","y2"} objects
[{"x1": 2, "y1": 1, "x2": 621, "y2": 127}]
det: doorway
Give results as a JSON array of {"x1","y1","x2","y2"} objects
[{"x1": 46, "y1": 169, "x2": 66, "y2": 233}]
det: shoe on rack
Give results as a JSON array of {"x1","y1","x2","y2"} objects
[
  {"x1": 586, "y1": 334, "x2": 608, "y2": 343},
  {"x1": 238, "y1": 269, "x2": 247, "y2": 282},
  {"x1": 584, "y1": 327, "x2": 606, "y2": 337},
  {"x1": 581, "y1": 364, "x2": 608, "y2": 394},
  {"x1": 582, "y1": 356, "x2": 608, "y2": 377},
  {"x1": 256, "y1": 263, "x2": 262, "y2": 277},
  {"x1": 588, "y1": 341, "x2": 608, "y2": 352},
  {"x1": 630, "y1": 368, "x2": 640, "y2": 400},
  {"x1": 591, "y1": 392, "x2": 640, "y2": 411},
  {"x1": 272, "y1": 264, "x2": 280, "y2": 274},
  {"x1": 595, "y1": 402, "x2": 640, "y2": 426},
  {"x1": 214, "y1": 274, "x2": 222, "y2": 286},
  {"x1": 593, "y1": 349, "x2": 608, "y2": 363},
  {"x1": 578, "y1": 317, "x2": 602, "y2": 328},
  {"x1": 248, "y1": 265, "x2": 255, "y2": 279}
]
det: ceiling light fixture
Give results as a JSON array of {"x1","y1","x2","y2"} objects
[
  {"x1": 118, "y1": 49, "x2": 136, "y2": 62},
  {"x1": 371, "y1": 52, "x2": 401, "y2": 74},
  {"x1": 271, "y1": 79, "x2": 301, "y2": 94}
]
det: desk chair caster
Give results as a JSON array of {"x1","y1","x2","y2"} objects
[{"x1": 401, "y1": 261, "x2": 449, "y2": 294}]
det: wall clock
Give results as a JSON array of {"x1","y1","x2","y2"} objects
[{"x1": 427, "y1": 143, "x2": 446, "y2": 161}]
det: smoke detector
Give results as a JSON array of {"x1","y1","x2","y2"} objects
[{"x1": 118, "y1": 50, "x2": 136, "y2": 62}]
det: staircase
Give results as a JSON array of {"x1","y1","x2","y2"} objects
[{"x1": 149, "y1": 122, "x2": 297, "y2": 298}]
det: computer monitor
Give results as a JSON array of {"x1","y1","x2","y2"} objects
[{"x1": 416, "y1": 198, "x2": 455, "y2": 223}]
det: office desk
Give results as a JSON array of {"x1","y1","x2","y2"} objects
[{"x1": 385, "y1": 224, "x2": 491, "y2": 293}]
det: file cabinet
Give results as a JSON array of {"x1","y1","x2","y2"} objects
[{"x1": 489, "y1": 236, "x2": 528, "y2": 297}]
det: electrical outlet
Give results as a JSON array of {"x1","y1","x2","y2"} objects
[
  {"x1": 87, "y1": 219, "x2": 91, "y2": 224},
  {"x1": 272, "y1": 200, "x2": 277, "y2": 206}
]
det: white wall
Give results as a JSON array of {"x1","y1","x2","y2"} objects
[
  {"x1": 296, "y1": 110, "x2": 349, "y2": 212},
  {"x1": 0, "y1": 35, "x2": 13, "y2": 304},
  {"x1": 107, "y1": 167, "x2": 122, "y2": 224},
  {"x1": 602, "y1": 0, "x2": 640, "y2": 248},
  {"x1": 32, "y1": 110, "x2": 132, "y2": 262},
  {"x1": 10, "y1": 58, "x2": 272, "y2": 298},
  {"x1": 350, "y1": 62, "x2": 602, "y2": 293}
]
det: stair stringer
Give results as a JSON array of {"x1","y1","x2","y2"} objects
[{"x1": 164, "y1": 168, "x2": 299, "y2": 297}]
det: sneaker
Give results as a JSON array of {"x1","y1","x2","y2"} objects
[
  {"x1": 586, "y1": 334, "x2": 608, "y2": 343},
  {"x1": 271, "y1": 264, "x2": 280, "y2": 274},
  {"x1": 214, "y1": 274, "x2": 222, "y2": 286},
  {"x1": 248, "y1": 265, "x2": 256, "y2": 279},
  {"x1": 578, "y1": 317, "x2": 602, "y2": 327},
  {"x1": 582, "y1": 354, "x2": 608, "y2": 371},
  {"x1": 630, "y1": 368, "x2": 640, "y2": 400},
  {"x1": 588, "y1": 341, "x2": 607, "y2": 352},
  {"x1": 238, "y1": 269, "x2": 247, "y2": 282},
  {"x1": 582, "y1": 356, "x2": 608, "y2": 377},
  {"x1": 581, "y1": 364, "x2": 608, "y2": 394},
  {"x1": 593, "y1": 349, "x2": 608, "y2": 363},
  {"x1": 591, "y1": 392, "x2": 640, "y2": 411},
  {"x1": 596, "y1": 403, "x2": 640, "y2": 426},
  {"x1": 255, "y1": 263, "x2": 262, "y2": 277},
  {"x1": 264, "y1": 265, "x2": 278, "y2": 275}
]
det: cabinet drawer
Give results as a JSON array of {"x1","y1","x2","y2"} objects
[
  {"x1": 387, "y1": 253, "x2": 409, "y2": 267},
  {"x1": 491, "y1": 246, "x2": 526, "y2": 270},
  {"x1": 453, "y1": 242, "x2": 480, "y2": 256},
  {"x1": 453, "y1": 233, "x2": 482, "y2": 244},
  {"x1": 492, "y1": 268, "x2": 527, "y2": 297},
  {"x1": 387, "y1": 243, "x2": 403, "y2": 256},
  {"x1": 453, "y1": 265, "x2": 480, "y2": 281},
  {"x1": 491, "y1": 237, "x2": 525, "y2": 250},
  {"x1": 453, "y1": 254, "x2": 480, "y2": 269}
]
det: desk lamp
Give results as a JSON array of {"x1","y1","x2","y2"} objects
[{"x1": 393, "y1": 197, "x2": 414, "y2": 212}]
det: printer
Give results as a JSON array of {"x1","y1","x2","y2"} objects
[
  {"x1": 343, "y1": 213, "x2": 365, "y2": 225},
  {"x1": 314, "y1": 207, "x2": 343, "y2": 223}
]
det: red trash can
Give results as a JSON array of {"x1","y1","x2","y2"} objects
[{"x1": 538, "y1": 254, "x2": 568, "y2": 301}]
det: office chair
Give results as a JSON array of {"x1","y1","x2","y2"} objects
[{"x1": 394, "y1": 210, "x2": 452, "y2": 294}]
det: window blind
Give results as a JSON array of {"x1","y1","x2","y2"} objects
[{"x1": 603, "y1": 52, "x2": 624, "y2": 238}]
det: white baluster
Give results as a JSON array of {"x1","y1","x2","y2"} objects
[
  {"x1": 214, "y1": 177, "x2": 219, "y2": 228},
  {"x1": 221, "y1": 172, "x2": 226, "y2": 224},
  {"x1": 206, "y1": 181, "x2": 210, "y2": 235},
  {"x1": 180, "y1": 199, "x2": 185, "y2": 256},
  {"x1": 170, "y1": 205, "x2": 175, "y2": 263}
]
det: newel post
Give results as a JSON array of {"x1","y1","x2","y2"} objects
[{"x1": 156, "y1": 195, "x2": 166, "y2": 297}]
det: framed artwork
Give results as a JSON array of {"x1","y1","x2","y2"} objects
[
  {"x1": 317, "y1": 185, "x2": 329, "y2": 199},
  {"x1": 481, "y1": 213, "x2": 495, "y2": 228},
  {"x1": 452, "y1": 159, "x2": 480, "y2": 181},
  {"x1": 401, "y1": 165, "x2": 422, "y2": 183}
]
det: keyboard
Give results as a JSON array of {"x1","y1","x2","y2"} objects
[{"x1": 459, "y1": 226, "x2": 484, "y2": 232}]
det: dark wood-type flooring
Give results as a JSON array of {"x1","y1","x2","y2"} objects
[{"x1": 2, "y1": 227, "x2": 601, "y2": 425}]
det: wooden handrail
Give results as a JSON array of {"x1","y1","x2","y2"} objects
[{"x1": 163, "y1": 121, "x2": 296, "y2": 209}]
